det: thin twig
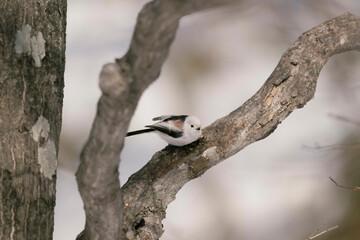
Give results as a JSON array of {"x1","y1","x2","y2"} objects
[
  {"x1": 302, "y1": 114, "x2": 360, "y2": 152},
  {"x1": 328, "y1": 113, "x2": 360, "y2": 127},
  {"x1": 309, "y1": 220, "x2": 328, "y2": 238},
  {"x1": 329, "y1": 177, "x2": 360, "y2": 191},
  {"x1": 305, "y1": 225, "x2": 339, "y2": 240},
  {"x1": 303, "y1": 142, "x2": 360, "y2": 152}
]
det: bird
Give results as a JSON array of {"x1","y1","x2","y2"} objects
[{"x1": 126, "y1": 115, "x2": 202, "y2": 146}]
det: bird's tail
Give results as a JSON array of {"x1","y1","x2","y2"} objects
[{"x1": 126, "y1": 128, "x2": 155, "y2": 137}]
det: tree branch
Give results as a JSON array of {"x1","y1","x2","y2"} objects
[
  {"x1": 121, "y1": 12, "x2": 360, "y2": 239},
  {"x1": 328, "y1": 113, "x2": 360, "y2": 127},
  {"x1": 329, "y1": 177, "x2": 360, "y2": 191},
  {"x1": 305, "y1": 224, "x2": 339, "y2": 240},
  {"x1": 75, "y1": 0, "x2": 239, "y2": 239}
]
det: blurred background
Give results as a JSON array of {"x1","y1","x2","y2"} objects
[{"x1": 54, "y1": 0, "x2": 360, "y2": 239}]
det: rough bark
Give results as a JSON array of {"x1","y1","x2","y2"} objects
[
  {"x1": 75, "y1": 0, "x2": 239, "y2": 240},
  {"x1": 121, "y1": 13, "x2": 360, "y2": 239},
  {"x1": 0, "y1": 1, "x2": 66, "y2": 240}
]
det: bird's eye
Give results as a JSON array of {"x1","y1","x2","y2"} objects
[
  {"x1": 196, "y1": 127, "x2": 200, "y2": 130},
  {"x1": 191, "y1": 125, "x2": 194, "y2": 128}
]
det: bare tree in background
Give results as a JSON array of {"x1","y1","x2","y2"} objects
[
  {"x1": 0, "y1": 0, "x2": 66, "y2": 239},
  {"x1": 74, "y1": 0, "x2": 360, "y2": 240}
]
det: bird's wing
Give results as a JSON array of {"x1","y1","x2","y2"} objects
[
  {"x1": 152, "y1": 115, "x2": 188, "y2": 122},
  {"x1": 152, "y1": 115, "x2": 172, "y2": 121},
  {"x1": 145, "y1": 124, "x2": 183, "y2": 138},
  {"x1": 167, "y1": 119, "x2": 184, "y2": 131}
]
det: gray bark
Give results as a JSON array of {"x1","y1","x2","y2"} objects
[
  {"x1": 0, "y1": 1, "x2": 66, "y2": 240},
  {"x1": 75, "y1": 0, "x2": 360, "y2": 239}
]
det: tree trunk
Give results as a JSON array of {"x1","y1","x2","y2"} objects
[{"x1": 0, "y1": 1, "x2": 66, "y2": 239}]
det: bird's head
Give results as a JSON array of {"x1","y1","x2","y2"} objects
[{"x1": 183, "y1": 116, "x2": 202, "y2": 140}]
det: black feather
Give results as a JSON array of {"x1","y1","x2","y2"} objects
[
  {"x1": 162, "y1": 115, "x2": 188, "y2": 122},
  {"x1": 127, "y1": 115, "x2": 187, "y2": 138},
  {"x1": 145, "y1": 125, "x2": 183, "y2": 138},
  {"x1": 126, "y1": 128, "x2": 155, "y2": 137}
]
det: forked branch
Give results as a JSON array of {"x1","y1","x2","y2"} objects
[
  {"x1": 76, "y1": 0, "x2": 240, "y2": 239},
  {"x1": 75, "y1": 0, "x2": 360, "y2": 239},
  {"x1": 121, "y1": 12, "x2": 360, "y2": 239}
]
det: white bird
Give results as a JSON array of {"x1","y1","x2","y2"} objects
[{"x1": 126, "y1": 115, "x2": 202, "y2": 146}]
